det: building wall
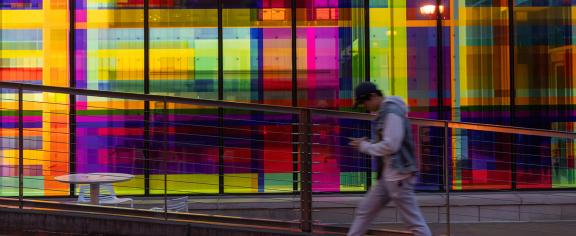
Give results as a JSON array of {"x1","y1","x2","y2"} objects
[{"x1": 0, "y1": 0, "x2": 574, "y2": 196}]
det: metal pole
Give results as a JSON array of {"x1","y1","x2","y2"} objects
[
  {"x1": 389, "y1": 0, "x2": 395, "y2": 93},
  {"x1": 444, "y1": 121, "x2": 451, "y2": 236},
  {"x1": 364, "y1": 0, "x2": 370, "y2": 83},
  {"x1": 508, "y1": 0, "x2": 517, "y2": 191},
  {"x1": 144, "y1": 0, "x2": 150, "y2": 96},
  {"x1": 437, "y1": 2, "x2": 449, "y2": 234},
  {"x1": 363, "y1": 0, "x2": 372, "y2": 190},
  {"x1": 18, "y1": 88, "x2": 24, "y2": 209},
  {"x1": 143, "y1": 0, "x2": 151, "y2": 196},
  {"x1": 291, "y1": 0, "x2": 299, "y2": 194},
  {"x1": 163, "y1": 100, "x2": 168, "y2": 220},
  {"x1": 68, "y1": 0, "x2": 77, "y2": 198},
  {"x1": 299, "y1": 109, "x2": 312, "y2": 233},
  {"x1": 292, "y1": 118, "x2": 299, "y2": 192},
  {"x1": 436, "y1": 0, "x2": 444, "y2": 121},
  {"x1": 144, "y1": 102, "x2": 151, "y2": 195},
  {"x1": 217, "y1": 0, "x2": 225, "y2": 195},
  {"x1": 144, "y1": 103, "x2": 151, "y2": 195}
]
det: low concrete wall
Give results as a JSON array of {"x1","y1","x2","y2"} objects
[
  {"x1": 154, "y1": 191, "x2": 576, "y2": 225},
  {"x1": 0, "y1": 207, "x2": 313, "y2": 236},
  {"x1": 31, "y1": 191, "x2": 576, "y2": 234}
]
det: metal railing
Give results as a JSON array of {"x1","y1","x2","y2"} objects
[{"x1": 1, "y1": 81, "x2": 575, "y2": 235}]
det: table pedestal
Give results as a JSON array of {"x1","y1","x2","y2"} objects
[{"x1": 90, "y1": 184, "x2": 100, "y2": 205}]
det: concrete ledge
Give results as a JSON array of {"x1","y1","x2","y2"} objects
[
  {"x1": 135, "y1": 191, "x2": 576, "y2": 224},
  {"x1": 40, "y1": 191, "x2": 576, "y2": 226},
  {"x1": 0, "y1": 207, "x2": 316, "y2": 236},
  {"x1": 115, "y1": 191, "x2": 576, "y2": 208}
]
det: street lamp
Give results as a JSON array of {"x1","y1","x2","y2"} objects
[
  {"x1": 419, "y1": 4, "x2": 444, "y2": 15},
  {"x1": 420, "y1": 2, "x2": 445, "y2": 121},
  {"x1": 420, "y1": 3, "x2": 450, "y2": 236}
]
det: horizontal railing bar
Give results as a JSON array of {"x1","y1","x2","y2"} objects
[
  {"x1": 448, "y1": 121, "x2": 576, "y2": 139},
  {"x1": 308, "y1": 108, "x2": 374, "y2": 121},
  {"x1": 0, "y1": 82, "x2": 301, "y2": 115},
  {"x1": 1, "y1": 82, "x2": 574, "y2": 140}
]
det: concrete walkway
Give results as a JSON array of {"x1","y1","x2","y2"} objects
[
  {"x1": 375, "y1": 221, "x2": 576, "y2": 236},
  {"x1": 42, "y1": 191, "x2": 576, "y2": 235}
]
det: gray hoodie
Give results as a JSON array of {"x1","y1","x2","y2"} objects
[{"x1": 358, "y1": 96, "x2": 418, "y2": 181}]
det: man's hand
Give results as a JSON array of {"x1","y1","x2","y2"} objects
[{"x1": 348, "y1": 137, "x2": 368, "y2": 148}]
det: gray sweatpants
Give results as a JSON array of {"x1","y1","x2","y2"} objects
[{"x1": 347, "y1": 177, "x2": 432, "y2": 236}]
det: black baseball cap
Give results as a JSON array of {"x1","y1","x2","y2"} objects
[{"x1": 354, "y1": 82, "x2": 380, "y2": 107}]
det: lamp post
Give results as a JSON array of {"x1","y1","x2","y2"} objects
[
  {"x1": 420, "y1": 2, "x2": 444, "y2": 121},
  {"x1": 421, "y1": 3, "x2": 450, "y2": 236}
]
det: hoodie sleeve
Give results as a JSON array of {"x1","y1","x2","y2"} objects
[{"x1": 358, "y1": 113, "x2": 404, "y2": 157}]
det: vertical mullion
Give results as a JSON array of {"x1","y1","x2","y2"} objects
[
  {"x1": 364, "y1": 0, "x2": 372, "y2": 190},
  {"x1": 18, "y1": 89, "x2": 24, "y2": 208},
  {"x1": 144, "y1": 0, "x2": 151, "y2": 195},
  {"x1": 364, "y1": 0, "x2": 370, "y2": 83},
  {"x1": 291, "y1": 0, "x2": 299, "y2": 192},
  {"x1": 69, "y1": 0, "x2": 77, "y2": 197},
  {"x1": 218, "y1": 0, "x2": 225, "y2": 195},
  {"x1": 508, "y1": 0, "x2": 517, "y2": 190},
  {"x1": 144, "y1": 1, "x2": 149, "y2": 94},
  {"x1": 436, "y1": 0, "x2": 443, "y2": 121},
  {"x1": 436, "y1": 0, "x2": 446, "y2": 193},
  {"x1": 390, "y1": 0, "x2": 395, "y2": 93}
]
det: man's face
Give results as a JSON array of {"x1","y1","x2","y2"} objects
[{"x1": 361, "y1": 93, "x2": 382, "y2": 112}]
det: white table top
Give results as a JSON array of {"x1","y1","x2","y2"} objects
[{"x1": 54, "y1": 173, "x2": 135, "y2": 184}]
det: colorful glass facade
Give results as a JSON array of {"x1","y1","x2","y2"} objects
[{"x1": 0, "y1": 0, "x2": 575, "y2": 196}]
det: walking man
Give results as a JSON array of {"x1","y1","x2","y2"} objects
[{"x1": 347, "y1": 82, "x2": 431, "y2": 236}]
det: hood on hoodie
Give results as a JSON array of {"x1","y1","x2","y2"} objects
[{"x1": 382, "y1": 96, "x2": 409, "y2": 114}]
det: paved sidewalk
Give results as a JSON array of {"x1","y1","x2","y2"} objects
[{"x1": 375, "y1": 221, "x2": 576, "y2": 236}]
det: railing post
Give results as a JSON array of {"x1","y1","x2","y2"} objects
[
  {"x1": 444, "y1": 121, "x2": 451, "y2": 236},
  {"x1": 299, "y1": 109, "x2": 312, "y2": 233},
  {"x1": 292, "y1": 114, "x2": 299, "y2": 192},
  {"x1": 144, "y1": 101, "x2": 151, "y2": 195},
  {"x1": 163, "y1": 100, "x2": 168, "y2": 220},
  {"x1": 18, "y1": 88, "x2": 24, "y2": 209},
  {"x1": 364, "y1": 120, "x2": 372, "y2": 190}
]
